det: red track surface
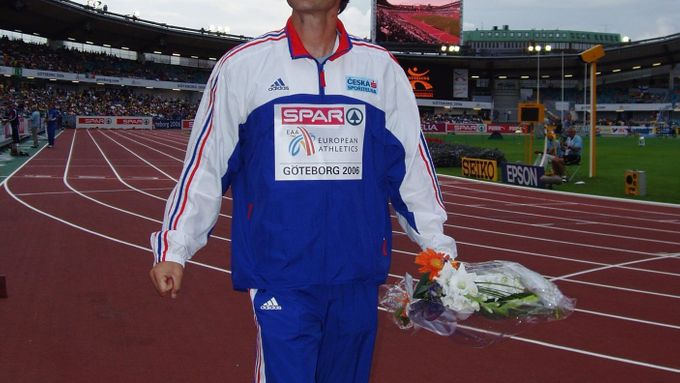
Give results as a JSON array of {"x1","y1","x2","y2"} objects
[{"x1": 1, "y1": 129, "x2": 679, "y2": 382}]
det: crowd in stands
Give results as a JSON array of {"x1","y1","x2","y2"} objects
[
  {"x1": 376, "y1": 7, "x2": 439, "y2": 44},
  {"x1": 1, "y1": 37, "x2": 210, "y2": 84},
  {"x1": 421, "y1": 112, "x2": 485, "y2": 124},
  {"x1": 596, "y1": 87, "x2": 668, "y2": 104},
  {"x1": 1, "y1": 82, "x2": 198, "y2": 120}
]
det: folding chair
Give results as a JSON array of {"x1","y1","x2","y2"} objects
[{"x1": 563, "y1": 155, "x2": 581, "y2": 182}]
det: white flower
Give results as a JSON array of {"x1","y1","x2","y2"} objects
[{"x1": 436, "y1": 262, "x2": 480, "y2": 319}]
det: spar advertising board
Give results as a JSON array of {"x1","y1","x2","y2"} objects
[
  {"x1": 181, "y1": 119, "x2": 194, "y2": 132},
  {"x1": 76, "y1": 116, "x2": 153, "y2": 129},
  {"x1": 375, "y1": 0, "x2": 462, "y2": 45}
]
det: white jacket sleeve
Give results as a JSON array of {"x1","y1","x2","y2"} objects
[
  {"x1": 150, "y1": 57, "x2": 243, "y2": 266},
  {"x1": 385, "y1": 62, "x2": 458, "y2": 259}
]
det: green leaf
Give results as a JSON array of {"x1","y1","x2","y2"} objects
[{"x1": 413, "y1": 273, "x2": 433, "y2": 299}]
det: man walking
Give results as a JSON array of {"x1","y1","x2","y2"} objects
[
  {"x1": 149, "y1": 1, "x2": 457, "y2": 382},
  {"x1": 30, "y1": 104, "x2": 41, "y2": 148},
  {"x1": 7, "y1": 101, "x2": 21, "y2": 156},
  {"x1": 46, "y1": 103, "x2": 58, "y2": 148}
]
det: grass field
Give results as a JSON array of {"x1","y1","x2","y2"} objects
[
  {"x1": 431, "y1": 133, "x2": 680, "y2": 204},
  {"x1": 413, "y1": 15, "x2": 460, "y2": 35}
]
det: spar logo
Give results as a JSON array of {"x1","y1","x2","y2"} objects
[
  {"x1": 288, "y1": 127, "x2": 316, "y2": 156},
  {"x1": 281, "y1": 107, "x2": 344, "y2": 125},
  {"x1": 346, "y1": 108, "x2": 363, "y2": 126},
  {"x1": 79, "y1": 117, "x2": 107, "y2": 124},
  {"x1": 117, "y1": 118, "x2": 145, "y2": 125}
]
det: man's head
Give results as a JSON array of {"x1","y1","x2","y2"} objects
[{"x1": 567, "y1": 128, "x2": 576, "y2": 137}]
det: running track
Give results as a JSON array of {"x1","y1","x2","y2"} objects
[{"x1": 1, "y1": 129, "x2": 678, "y2": 382}]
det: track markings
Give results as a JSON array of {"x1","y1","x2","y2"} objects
[{"x1": 5, "y1": 129, "x2": 679, "y2": 376}]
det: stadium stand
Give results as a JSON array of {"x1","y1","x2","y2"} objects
[{"x1": 1, "y1": 37, "x2": 211, "y2": 83}]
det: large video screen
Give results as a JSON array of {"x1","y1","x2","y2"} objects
[{"x1": 375, "y1": 0, "x2": 462, "y2": 45}]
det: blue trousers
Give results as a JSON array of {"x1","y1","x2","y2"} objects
[
  {"x1": 250, "y1": 282, "x2": 378, "y2": 383},
  {"x1": 47, "y1": 124, "x2": 56, "y2": 146}
]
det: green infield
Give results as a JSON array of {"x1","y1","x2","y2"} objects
[
  {"x1": 412, "y1": 15, "x2": 460, "y2": 36},
  {"x1": 430, "y1": 133, "x2": 680, "y2": 204}
]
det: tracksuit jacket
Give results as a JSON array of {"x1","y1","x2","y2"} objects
[{"x1": 150, "y1": 19, "x2": 457, "y2": 290}]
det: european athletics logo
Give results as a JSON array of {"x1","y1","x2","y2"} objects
[
  {"x1": 345, "y1": 76, "x2": 378, "y2": 95},
  {"x1": 288, "y1": 127, "x2": 316, "y2": 156}
]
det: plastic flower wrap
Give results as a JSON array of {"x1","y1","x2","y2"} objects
[{"x1": 380, "y1": 249, "x2": 575, "y2": 346}]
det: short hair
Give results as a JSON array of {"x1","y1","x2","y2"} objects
[{"x1": 339, "y1": 0, "x2": 349, "y2": 14}]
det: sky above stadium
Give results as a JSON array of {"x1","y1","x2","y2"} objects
[{"x1": 76, "y1": 0, "x2": 680, "y2": 42}]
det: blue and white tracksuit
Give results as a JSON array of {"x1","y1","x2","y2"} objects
[{"x1": 150, "y1": 18, "x2": 456, "y2": 383}]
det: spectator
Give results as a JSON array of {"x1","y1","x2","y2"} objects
[
  {"x1": 6, "y1": 100, "x2": 23, "y2": 156},
  {"x1": 47, "y1": 103, "x2": 58, "y2": 148},
  {"x1": 551, "y1": 127, "x2": 583, "y2": 181},
  {"x1": 30, "y1": 103, "x2": 41, "y2": 148}
]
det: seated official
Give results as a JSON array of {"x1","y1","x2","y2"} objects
[{"x1": 551, "y1": 128, "x2": 582, "y2": 180}]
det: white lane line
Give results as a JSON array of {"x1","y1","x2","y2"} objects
[
  {"x1": 570, "y1": 308, "x2": 680, "y2": 330},
  {"x1": 544, "y1": 275, "x2": 680, "y2": 300},
  {"x1": 452, "y1": 208, "x2": 680, "y2": 245},
  {"x1": 108, "y1": 130, "x2": 233, "y2": 205},
  {"x1": 441, "y1": 189, "x2": 680, "y2": 235},
  {"x1": 122, "y1": 129, "x2": 187, "y2": 153},
  {"x1": 139, "y1": 131, "x2": 189, "y2": 147},
  {"x1": 551, "y1": 253, "x2": 680, "y2": 282},
  {"x1": 441, "y1": 216, "x2": 669, "y2": 257},
  {"x1": 4, "y1": 180, "x2": 224, "y2": 272},
  {"x1": 77, "y1": 175, "x2": 106, "y2": 179},
  {"x1": 391, "y1": 237, "x2": 680, "y2": 282},
  {"x1": 134, "y1": 130, "x2": 188, "y2": 146},
  {"x1": 124, "y1": 130, "x2": 186, "y2": 155},
  {"x1": 63, "y1": 130, "x2": 161, "y2": 224},
  {"x1": 99, "y1": 130, "x2": 233, "y2": 219},
  {"x1": 440, "y1": 176, "x2": 680, "y2": 219},
  {"x1": 379, "y1": 307, "x2": 680, "y2": 374},
  {"x1": 89, "y1": 129, "x2": 170, "y2": 204},
  {"x1": 15, "y1": 188, "x2": 174, "y2": 197},
  {"x1": 6, "y1": 176, "x2": 679, "y2": 374},
  {"x1": 61, "y1": 130, "x2": 231, "y2": 243}
]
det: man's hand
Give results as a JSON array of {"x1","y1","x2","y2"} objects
[{"x1": 149, "y1": 261, "x2": 184, "y2": 299}]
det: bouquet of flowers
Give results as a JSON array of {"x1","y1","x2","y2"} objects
[{"x1": 380, "y1": 249, "x2": 575, "y2": 345}]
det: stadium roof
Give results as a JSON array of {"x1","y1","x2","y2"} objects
[
  {"x1": 0, "y1": 0, "x2": 246, "y2": 59},
  {"x1": 396, "y1": 33, "x2": 680, "y2": 80}
]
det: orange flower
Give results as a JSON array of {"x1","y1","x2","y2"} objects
[{"x1": 415, "y1": 248, "x2": 447, "y2": 280}]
